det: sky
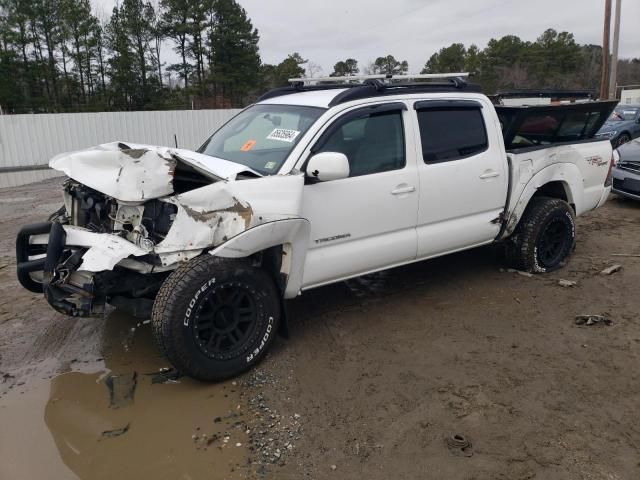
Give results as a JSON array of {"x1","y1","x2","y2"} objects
[{"x1": 94, "y1": 0, "x2": 639, "y2": 75}]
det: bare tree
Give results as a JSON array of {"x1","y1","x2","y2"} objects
[{"x1": 305, "y1": 61, "x2": 322, "y2": 78}]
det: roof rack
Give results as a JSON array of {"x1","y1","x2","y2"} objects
[
  {"x1": 288, "y1": 72, "x2": 471, "y2": 85},
  {"x1": 257, "y1": 72, "x2": 480, "y2": 106}
]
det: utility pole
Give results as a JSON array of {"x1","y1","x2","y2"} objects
[
  {"x1": 608, "y1": 0, "x2": 622, "y2": 99},
  {"x1": 600, "y1": 0, "x2": 612, "y2": 100}
]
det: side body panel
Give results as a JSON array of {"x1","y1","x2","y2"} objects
[
  {"x1": 299, "y1": 105, "x2": 420, "y2": 289},
  {"x1": 501, "y1": 140, "x2": 612, "y2": 237},
  {"x1": 410, "y1": 97, "x2": 509, "y2": 258}
]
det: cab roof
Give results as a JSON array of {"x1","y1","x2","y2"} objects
[{"x1": 258, "y1": 88, "x2": 348, "y2": 109}]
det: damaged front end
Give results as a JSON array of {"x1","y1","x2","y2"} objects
[
  {"x1": 17, "y1": 221, "x2": 168, "y2": 317},
  {"x1": 16, "y1": 141, "x2": 286, "y2": 318},
  {"x1": 16, "y1": 179, "x2": 177, "y2": 317}
]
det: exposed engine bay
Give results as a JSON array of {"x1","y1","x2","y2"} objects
[
  {"x1": 15, "y1": 143, "x2": 255, "y2": 318},
  {"x1": 22, "y1": 180, "x2": 181, "y2": 318},
  {"x1": 61, "y1": 179, "x2": 178, "y2": 249}
]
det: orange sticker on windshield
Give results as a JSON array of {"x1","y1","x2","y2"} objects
[{"x1": 240, "y1": 140, "x2": 256, "y2": 152}]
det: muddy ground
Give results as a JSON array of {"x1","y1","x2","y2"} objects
[{"x1": 1, "y1": 178, "x2": 640, "y2": 480}]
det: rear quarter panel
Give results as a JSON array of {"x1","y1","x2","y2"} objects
[{"x1": 503, "y1": 140, "x2": 612, "y2": 236}]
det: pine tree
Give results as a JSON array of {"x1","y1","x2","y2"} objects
[
  {"x1": 148, "y1": 2, "x2": 165, "y2": 89},
  {"x1": 373, "y1": 55, "x2": 408, "y2": 75},
  {"x1": 0, "y1": 0, "x2": 24, "y2": 111},
  {"x1": 207, "y1": 0, "x2": 260, "y2": 106},
  {"x1": 421, "y1": 44, "x2": 466, "y2": 74},
  {"x1": 161, "y1": 0, "x2": 191, "y2": 89},
  {"x1": 187, "y1": 0, "x2": 207, "y2": 88},
  {"x1": 330, "y1": 58, "x2": 358, "y2": 77},
  {"x1": 264, "y1": 52, "x2": 306, "y2": 88},
  {"x1": 66, "y1": 0, "x2": 96, "y2": 104},
  {"x1": 32, "y1": 0, "x2": 61, "y2": 107},
  {"x1": 122, "y1": 0, "x2": 156, "y2": 104},
  {"x1": 106, "y1": 5, "x2": 136, "y2": 108}
]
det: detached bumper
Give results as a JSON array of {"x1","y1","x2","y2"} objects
[
  {"x1": 16, "y1": 222, "x2": 99, "y2": 316},
  {"x1": 16, "y1": 222, "x2": 170, "y2": 318},
  {"x1": 16, "y1": 222, "x2": 51, "y2": 293}
]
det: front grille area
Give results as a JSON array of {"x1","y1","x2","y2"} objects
[{"x1": 618, "y1": 163, "x2": 640, "y2": 174}]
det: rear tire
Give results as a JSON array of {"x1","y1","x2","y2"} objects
[
  {"x1": 504, "y1": 197, "x2": 576, "y2": 273},
  {"x1": 151, "y1": 255, "x2": 281, "y2": 381}
]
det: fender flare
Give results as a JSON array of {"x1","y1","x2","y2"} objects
[
  {"x1": 502, "y1": 163, "x2": 583, "y2": 237},
  {"x1": 208, "y1": 218, "x2": 310, "y2": 299}
]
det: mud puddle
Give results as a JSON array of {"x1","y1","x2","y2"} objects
[{"x1": 0, "y1": 310, "x2": 249, "y2": 480}]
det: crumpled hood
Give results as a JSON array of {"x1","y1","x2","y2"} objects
[{"x1": 49, "y1": 141, "x2": 261, "y2": 202}]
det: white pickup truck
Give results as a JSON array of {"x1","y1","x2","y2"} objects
[{"x1": 16, "y1": 74, "x2": 616, "y2": 380}]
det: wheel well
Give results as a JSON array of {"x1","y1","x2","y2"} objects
[
  {"x1": 208, "y1": 245, "x2": 286, "y2": 294},
  {"x1": 533, "y1": 181, "x2": 575, "y2": 212},
  {"x1": 252, "y1": 245, "x2": 285, "y2": 290},
  {"x1": 251, "y1": 245, "x2": 289, "y2": 338}
]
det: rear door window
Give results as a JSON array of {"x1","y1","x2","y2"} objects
[{"x1": 416, "y1": 106, "x2": 488, "y2": 163}]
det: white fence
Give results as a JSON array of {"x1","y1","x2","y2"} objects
[{"x1": 0, "y1": 109, "x2": 240, "y2": 188}]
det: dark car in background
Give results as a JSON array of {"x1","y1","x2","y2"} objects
[
  {"x1": 612, "y1": 139, "x2": 640, "y2": 200},
  {"x1": 596, "y1": 105, "x2": 640, "y2": 148}
]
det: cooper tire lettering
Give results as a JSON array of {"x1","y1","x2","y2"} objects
[{"x1": 153, "y1": 256, "x2": 280, "y2": 381}]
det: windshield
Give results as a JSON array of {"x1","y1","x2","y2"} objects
[
  {"x1": 609, "y1": 107, "x2": 639, "y2": 122},
  {"x1": 198, "y1": 104, "x2": 325, "y2": 175}
]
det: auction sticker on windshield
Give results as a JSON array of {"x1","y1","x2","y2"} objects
[
  {"x1": 267, "y1": 128, "x2": 300, "y2": 143},
  {"x1": 240, "y1": 139, "x2": 256, "y2": 152}
]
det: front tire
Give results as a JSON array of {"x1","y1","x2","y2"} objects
[
  {"x1": 151, "y1": 255, "x2": 281, "y2": 381},
  {"x1": 504, "y1": 197, "x2": 576, "y2": 273}
]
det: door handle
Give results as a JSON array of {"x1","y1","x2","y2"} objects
[
  {"x1": 479, "y1": 170, "x2": 500, "y2": 179},
  {"x1": 391, "y1": 185, "x2": 416, "y2": 195}
]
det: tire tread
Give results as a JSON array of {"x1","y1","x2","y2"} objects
[
  {"x1": 151, "y1": 255, "x2": 278, "y2": 381},
  {"x1": 504, "y1": 197, "x2": 575, "y2": 273}
]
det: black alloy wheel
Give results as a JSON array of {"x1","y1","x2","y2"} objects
[
  {"x1": 192, "y1": 283, "x2": 259, "y2": 360},
  {"x1": 536, "y1": 217, "x2": 572, "y2": 269},
  {"x1": 152, "y1": 255, "x2": 281, "y2": 381},
  {"x1": 504, "y1": 197, "x2": 576, "y2": 273}
]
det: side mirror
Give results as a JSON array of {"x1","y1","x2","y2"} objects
[{"x1": 306, "y1": 152, "x2": 350, "y2": 182}]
